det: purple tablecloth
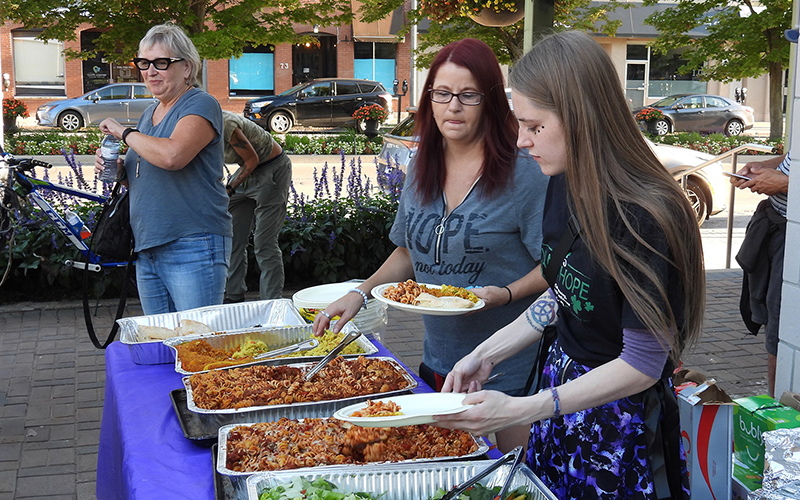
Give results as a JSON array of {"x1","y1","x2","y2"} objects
[{"x1": 96, "y1": 340, "x2": 489, "y2": 500}]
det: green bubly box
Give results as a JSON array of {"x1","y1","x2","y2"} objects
[{"x1": 733, "y1": 395, "x2": 800, "y2": 472}]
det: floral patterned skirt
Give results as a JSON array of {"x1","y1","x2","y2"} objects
[{"x1": 526, "y1": 339, "x2": 690, "y2": 500}]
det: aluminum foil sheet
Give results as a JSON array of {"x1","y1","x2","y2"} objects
[
  {"x1": 217, "y1": 421, "x2": 491, "y2": 499},
  {"x1": 183, "y1": 356, "x2": 417, "y2": 430},
  {"x1": 164, "y1": 322, "x2": 377, "y2": 375},
  {"x1": 749, "y1": 428, "x2": 800, "y2": 499},
  {"x1": 117, "y1": 299, "x2": 305, "y2": 365},
  {"x1": 246, "y1": 460, "x2": 557, "y2": 500}
]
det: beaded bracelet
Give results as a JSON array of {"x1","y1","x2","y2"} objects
[
  {"x1": 502, "y1": 285, "x2": 513, "y2": 305},
  {"x1": 550, "y1": 386, "x2": 561, "y2": 418},
  {"x1": 348, "y1": 288, "x2": 368, "y2": 310}
]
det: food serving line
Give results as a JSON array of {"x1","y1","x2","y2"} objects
[{"x1": 93, "y1": 296, "x2": 518, "y2": 500}]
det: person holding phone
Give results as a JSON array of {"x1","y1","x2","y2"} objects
[{"x1": 732, "y1": 151, "x2": 791, "y2": 397}]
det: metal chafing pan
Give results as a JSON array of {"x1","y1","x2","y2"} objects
[
  {"x1": 164, "y1": 322, "x2": 377, "y2": 375},
  {"x1": 183, "y1": 356, "x2": 417, "y2": 429},
  {"x1": 217, "y1": 420, "x2": 491, "y2": 499},
  {"x1": 117, "y1": 299, "x2": 305, "y2": 365},
  {"x1": 246, "y1": 460, "x2": 558, "y2": 500}
]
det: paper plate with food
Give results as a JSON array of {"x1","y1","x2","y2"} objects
[
  {"x1": 333, "y1": 392, "x2": 472, "y2": 427},
  {"x1": 371, "y1": 280, "x2": 485, "y2": 315}
]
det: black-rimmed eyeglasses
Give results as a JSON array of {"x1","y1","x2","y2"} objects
[
  {"x1": 132, "y1": 57, "x2": 185, "y2": 71},
  {"x1": 428, "y1": 89, "x2": 484, "y2": 106}
]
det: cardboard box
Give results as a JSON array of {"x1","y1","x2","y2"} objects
[
  {"x1": 778, "y1": 391, "x2": 800, "y2": 412},
  {"x1": 731, "y1": 459, "x2": 763, "y2": 500},
  {"x1": 678, "y1": 380, "x2": 734, "y2": 500},
  {"x1": 733, "y1": 395, "x2": 800, "y2": 473}
]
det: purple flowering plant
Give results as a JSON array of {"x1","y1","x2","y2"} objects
[{"x1": 279, "y1": 152, "x2": 404, "y2": 284}]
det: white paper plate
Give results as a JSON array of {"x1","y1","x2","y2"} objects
[
  {"x1": 371, "y1": 283, "x2": 485, "y2": 316},
  {"x1": 333, "y1": 393, "x2": 472, "y2": 427}
]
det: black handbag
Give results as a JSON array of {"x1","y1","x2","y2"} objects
[
  {"x1": 81, "y1": 181, "x2": 136, "y2": 349},
  {"x1": 92, "y1": 182, "x2": 134, "y2": 261}
]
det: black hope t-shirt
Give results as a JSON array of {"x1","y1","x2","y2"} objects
[{"x1": 540, "y1": 174, "x2": 684, "y2": 368}]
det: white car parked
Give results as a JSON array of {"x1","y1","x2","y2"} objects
[{"x1": 377, "y1": 109, "x2": 728, "y2": 224}]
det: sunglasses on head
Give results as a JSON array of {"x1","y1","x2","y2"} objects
[{"x1": 132, "y1": 57, "x2": 185, "y2": 71}]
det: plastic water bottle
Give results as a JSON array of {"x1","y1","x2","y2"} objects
[
  {"x1": 100, "y1": 135, "x2": 121, "y2": 183},
  {"x1": 65, "y1": 209, "x2": 91, "y2": 240}
]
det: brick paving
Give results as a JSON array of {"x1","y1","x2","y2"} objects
[{"x1": 0, "y1": 269, "x2": 770, "y2": 499}]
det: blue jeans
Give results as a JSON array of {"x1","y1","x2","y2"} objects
[{"x1": 135, "y1": 233, "x2": 231, "y2": 314}]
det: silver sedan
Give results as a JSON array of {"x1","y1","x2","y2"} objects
[{"x1": 36, "y1": 83, "x2": 157, "y2": 132}]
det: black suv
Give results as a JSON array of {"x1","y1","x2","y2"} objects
[{"x1": 243, "y1": 78, "x2": 393, "y2": 133}]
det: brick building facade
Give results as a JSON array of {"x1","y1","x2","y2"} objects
[{"x1": 1, "y1": 17, "x2": 411, "y2": 123}]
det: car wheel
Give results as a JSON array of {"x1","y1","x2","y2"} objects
[
  {"x1": 58, "y1": 111, "x2": 83, "y2": 132},
  {"x1": 653, "y1": 119, "x2": 670, "y2": 136},
  {"x1": 268, "y1": 112, "x2": 292, "y2": 133},
  {"x1": 725, "y1": 119, "x2": 744, "y2": 136},
  {"x1": 683, "y1": 177, "x2": 709, "y2": 224},
  {"x1": 355, "y1": 119, "x2": 367, "y2": 133}
]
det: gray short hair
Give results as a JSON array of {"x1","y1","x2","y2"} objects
[{"x1": 139, "y1": 23, "x2": 201, "y2": 85}]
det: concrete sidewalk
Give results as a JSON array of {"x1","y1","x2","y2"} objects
[{"x1": 0, "y1": 269, "x2": 769, "y2": 499}]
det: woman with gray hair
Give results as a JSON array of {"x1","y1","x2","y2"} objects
[{"x1": 95, "y1": 23, "x2": 231, "y2": 314}]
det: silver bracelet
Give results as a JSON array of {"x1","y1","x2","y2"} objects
[{"x1": 348, "y1": 288, "x2": 368, "y2": 310}]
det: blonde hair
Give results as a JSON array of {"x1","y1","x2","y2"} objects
[
  {"x1": 509, "y1": 30, "x2": 705, "y2": 361},
  {"x1": 139, "y1": 23, "x2": 201, "y2": 86}
]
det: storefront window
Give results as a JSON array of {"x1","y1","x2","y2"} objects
[
  {"x1": 230, "y1": 45, "x2": 274, "y2": 97},
  {"x1": 12, "y1": 30, "x2": 66, "y2": 96},
  {"x1": 647, "y1": 47, "x2": 705, "y2": 98},
  {"x1": 354, "y1": 42, "x2": 395, "y2": 94}
]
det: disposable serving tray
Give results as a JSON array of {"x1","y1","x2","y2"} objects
[
  {"x1": 217, "y1": 420, "x2": 491, "y2": 499},
  {"x1": 183, "y1": 356, "x2": 417, "y2": 430},
  {"x1": 164, "y1": 322, "x2": 377, "y2": 375},
  {"x1": 246, "y1": 460, "x2": 557, "y2": 500},
  {"x1": 117, "y1": 298, "x2": 305, "y2": 365}
]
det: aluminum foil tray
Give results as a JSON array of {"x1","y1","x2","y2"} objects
[
  {"x1": 164, "y1": 322, "x2": 377, "y2": 375},
  {"x1": 184, "y1": 356, "x2": 416, "y2": 423},
  {"x1": 117, "y1": 299, "x2": 305, "y2": 365},
  {"x1": 246, "y1": 460, "x2": 557, "y2": 500},
  {"x1": 217, "y1": 421, "x2": 491, "y2": 499}
]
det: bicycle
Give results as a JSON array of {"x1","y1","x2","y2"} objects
[{"x1": 0, "y1": 146, "x2": 135, "y2": 347}]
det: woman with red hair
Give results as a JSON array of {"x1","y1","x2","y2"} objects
[{"x1": 315, "y1": 38, "x2": 549, "y2": 452}]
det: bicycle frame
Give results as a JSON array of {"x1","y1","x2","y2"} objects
[{"x1": 2, "y1": 154, "x2": 130, "y2": 272}]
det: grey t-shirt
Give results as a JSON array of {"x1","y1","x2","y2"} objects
[
  {"x1": 125, "y1": 88, "x2": 232, "y2": 252},
  {"x1": 389, "y1": 152, "x2": 549, "y2": 394},
  {"x1": 222, "y1": 111, "x2": 275, "y2": 166}
]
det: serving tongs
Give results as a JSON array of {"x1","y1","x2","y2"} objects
[
  {"x1": 303, "y1": 330, "x2": 361, "y2": 381},
  {"x1": 252, "y1": 338, "x2": 320, "y2": 360},
  {"x1": 439, "y1": 445, "x2": 525, "y2": 500}
]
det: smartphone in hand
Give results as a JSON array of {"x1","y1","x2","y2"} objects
[{"x1": 723, "y1": 171, "x2": 752, "y2": 181}]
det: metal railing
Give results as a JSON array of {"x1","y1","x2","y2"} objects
[{"x1": 674, "y1": 143, "x2": 776, "y2": 268}]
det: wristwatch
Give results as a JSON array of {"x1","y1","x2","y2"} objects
[{"x1": 121, "y1": 127, "x2": 138, "y2": 143}]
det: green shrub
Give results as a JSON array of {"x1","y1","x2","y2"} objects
[
  {"x1": 278, "y1": 154, "x2": 404, "y2": 284},
  {"x1": 0, "y1": 151, "x2": 129, "y2": 302},
  {"x1": 646, "y1": 132, "x2": 783, "y2": 156},
  {"x1": 5, "y1": 129, "x2": 382, "y2": 156}
]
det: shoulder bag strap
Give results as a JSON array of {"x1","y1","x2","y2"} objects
[
  {"x1": 543, "y1": 214, "x2": 581, "y2": 289},
  {"x1": 523, "y1": 216, "x2": 582, "y2": 395}
]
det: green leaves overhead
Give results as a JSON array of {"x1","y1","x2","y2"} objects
[{"x1": 0, "y1": 0, "x2": 354, "y2": 63}]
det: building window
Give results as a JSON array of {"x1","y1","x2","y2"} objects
[
  {"x1": 229, "y1": 45, "x2": 274, "y2": 97},
  {"x1": 354, "y1": 42, "x2": 395, "y2": 94},
  {"x1": 646, "y1": 47, "x2": 706, "y2": 99},
  {"x1": 12, "y1": 30, "x2": 66, "y2": 97}
]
